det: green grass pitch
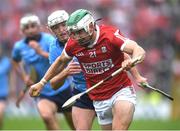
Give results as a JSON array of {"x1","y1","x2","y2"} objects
[{"x1": 2, "y1": 117, "x2": 180, "y2": 130}]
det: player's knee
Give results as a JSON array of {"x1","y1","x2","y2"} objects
[
  {"x1": 73, "y1": 119, "x2": 92, "y2": 130},
  {"x1": 41, "y1": 112, "x2": 54, "y2": 122},
  {"x1": 112, "y1": 121, "x2": 130, "y2": 130},
  {"x1": 76, "y1": 124, "x2": 91, "y2": 130},
  {"x1": 113, "y1": 115, "x2": 133, "y2": 130}
]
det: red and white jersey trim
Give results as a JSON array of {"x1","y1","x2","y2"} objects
[
  {"x1": 63, "y1": 49, "x2": 72, "y2": 59},
  {"x1": 120, "y1": 39, "x2": 130, "y2": 51},
  {"x1": 113, "y1": 29, "x2": 130, "y2": 51}
]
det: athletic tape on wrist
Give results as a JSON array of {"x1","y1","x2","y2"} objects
[{"x1": 40, "y1": 78, "x2": 48, "y2": 86}]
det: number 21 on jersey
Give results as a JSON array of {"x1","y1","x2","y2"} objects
[{"x1": 89, "y1": 51, "x2": 96, "y2": 58}]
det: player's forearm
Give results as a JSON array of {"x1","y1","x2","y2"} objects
[
  {"x1": 129, "y1": 66, "x2": 141, "y2": 80},
  {"x1": 132, "y1": 45, "x2": 145, "y2": 62},
  {"x1": 42, "y1": 55, "x2": 68, "y2": 83},
  {"x1": 12, "y1": 61, "x2": 27, "y2": 82},
  {"x1": 37, "y1": 50, "x2": 49, "y2": 58},
  {"x1": 123, "y1": 40, "x2": 146, "y2": 62},
  {"x1": 50, "y1": 69, "x2": 69, "y2": 90}
]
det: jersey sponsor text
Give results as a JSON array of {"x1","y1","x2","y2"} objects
[{"x1": 82, "y1": 59, "x2": 114, "y2": 74}]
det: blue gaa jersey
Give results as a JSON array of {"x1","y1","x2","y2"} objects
[
  {"x1": 49, "y1": 38, "x2": 86, "y2": 92},
  {"x1": 12, "y1": 32, "x2": 70, "y2": 96},
  {"x1": 0, "y1": 56, "x2": 11, "y2": 98}
]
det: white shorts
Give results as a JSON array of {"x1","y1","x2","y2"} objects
[{"x1": 93, "y1": 86, "x2": 136, "y2": 125}]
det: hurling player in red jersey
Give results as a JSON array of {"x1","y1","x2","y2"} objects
[{"x1": 29, "y1": 9, "x2": 146, "y2": 130}]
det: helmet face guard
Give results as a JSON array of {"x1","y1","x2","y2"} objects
[{"x1": 68, "y1": 28, "x2": 93, "y2": 47}]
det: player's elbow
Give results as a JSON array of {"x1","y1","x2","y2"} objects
[
  {"x1": 136, "y1": 46, "x2": 146, "y2": 62},
  {"x1": 140, "y1": 47, "x2": 146, "y2": 61}
]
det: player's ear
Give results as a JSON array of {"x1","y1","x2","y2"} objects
[
  {"x1": 46, "y1": 25, "x2": 51, "y2": 31},
  {"x1": 46, "y1": 25, "x2": 53, "y2": 34}
]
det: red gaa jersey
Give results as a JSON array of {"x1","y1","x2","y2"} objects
[{"x1": 64, "y1": 25, "x2": 132, "y2": 100}]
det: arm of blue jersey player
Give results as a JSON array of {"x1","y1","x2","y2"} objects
[
  {"x1": 48, "y1": 40, "x2": 81, "y2": 90},
  {"x1": 11, "y1": 41, "x2": 34, "y2": 107},
  {"x1": 12, "y1": 60, "x2": 34, "y2": 87},
  {"x1": 29, "y1": 40, "x2": 49, "y2": 58},
  {"x1": 50, "y1": 61, "x2": 81, "y2": 90},
  {"x1": 15, "y1": 89, "x2": 26, "y2": 108},
  {"x1": 29, "y1": 52, "x2": 72, "y2": 97},
  {"x1": 12, "y1": 61, "x2": 34, "y2": 108}
]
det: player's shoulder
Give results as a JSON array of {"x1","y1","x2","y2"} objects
[
  {"x1": 99, "y1": 24, "x2": 119, "y2": 34},
  {"x1": 50, "y1": 38, "x2": 58, "y2": 46},
  {"x1": 66, "y1": 38, "x2": 77, "y2": 47},
  {"x1": 99, "y1": 24, "x2": 120, "y2": 40},
  {"x1": 13, "y1": 39, "x2": 25, "y2": 49},
  {"x1": 41, "y1": 32, "x2": 53, "y2": 37},
  {"x1": 41, "y1": 32, "x2": 55, "y2": 40},
  {"x1": 50, "y1": 38, "x2": 63, "y2": 50},
  {"x1": 64, "y1": 38, "x2": 79, "y2": 55}
]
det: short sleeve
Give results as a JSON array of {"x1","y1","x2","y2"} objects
[
  {"x1": 47, "y1": 35, "x2": 56, "y2": 51},
  {"x1": 63, "y1": 49, "x2": 73, "y2": 59},
  {"x1": 44, "y1": 34, "x2": 55, "y2": 52},
  {"x1": 49, "y1": 42, "x2": 61, "y2": 64},
  {"x1": 64, "y1": 40, "x2": 73, "y2": 59},
  {"x1": 11, "y1": 44, "x2": 21, "y2": 62},
  {"x1": 111, "y1": 29, "x2": 129, "y2": 51}
]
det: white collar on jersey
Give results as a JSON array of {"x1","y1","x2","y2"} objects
[{"x1": 87, "y1": 25, "x2": 100, "y2": 48}]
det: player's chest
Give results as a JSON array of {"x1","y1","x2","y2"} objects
[
  {"x1": 20, "y1": 45, "x2": 41, "y2": 64},
  {"x1": 74, "y1": 43, "x2": 113, "y2": 61}
]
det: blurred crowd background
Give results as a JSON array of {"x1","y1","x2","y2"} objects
[{"x1": 0, "y1": 0, "x2": 180, "y2": 124}]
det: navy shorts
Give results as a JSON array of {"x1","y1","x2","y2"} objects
[
  {"x1": 0, "y1": 96, "x2": 7, "y2": 101},
  {"x1": 72, "y1": 88, "x2": 94, "y2": 110},
  {"x1": 37, "y1": 87, "x2": 72, "y2": 112}
]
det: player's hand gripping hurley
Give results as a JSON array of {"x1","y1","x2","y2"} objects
[{"x1": 62, "y1": 56, "x2": 142, "y2": 108}]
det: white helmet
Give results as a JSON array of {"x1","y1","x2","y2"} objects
[
  {"x1": 47, "y1": 10, "x2": 69, "y2": 27},
  {"x1": 20, "y1": 14, "x2": 40, "y2": 29}
]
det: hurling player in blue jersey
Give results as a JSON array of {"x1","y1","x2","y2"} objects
[
  {"x1": 11, "y1": 14, "x2": 74, "y2": 130},
  {"x1": 0, "y1": 44, "x2": 11, "y2": 129},
  {"x1": 47, "y1": 10, "x2": 96, "y2": 130}
]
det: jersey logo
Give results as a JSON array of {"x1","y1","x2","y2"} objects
[
  {"x1": 101, "y1": 46, "x2": 107, "y2": 53},
  {"x1": 76, "y1": 52, "x2": 84, "y2": 57}
]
